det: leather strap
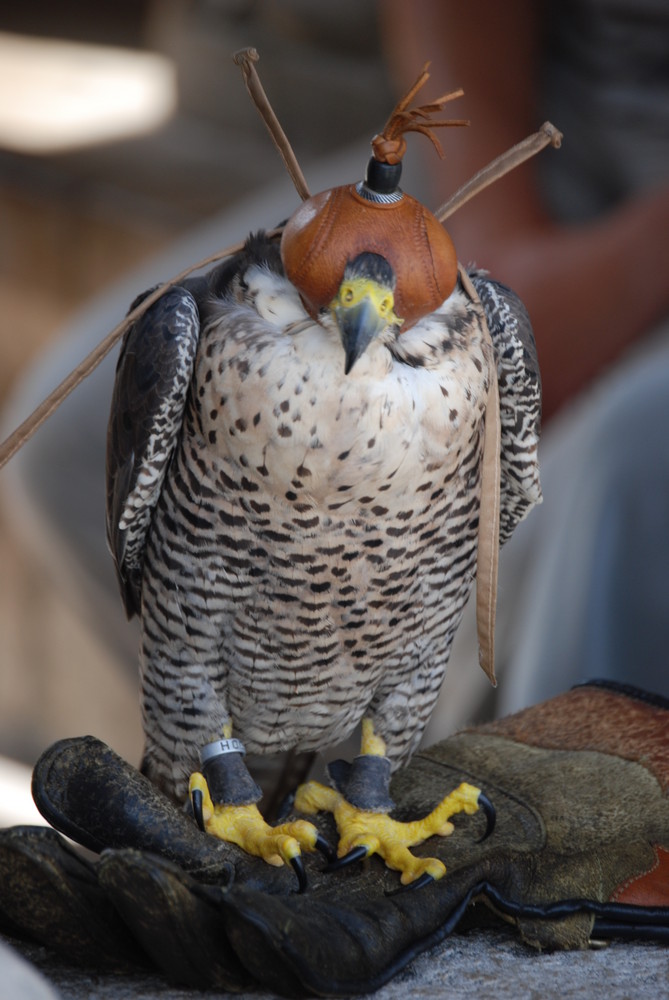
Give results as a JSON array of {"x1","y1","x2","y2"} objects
[{"x1": 458, "y1": 265, "x2": 500, "y2": 685}]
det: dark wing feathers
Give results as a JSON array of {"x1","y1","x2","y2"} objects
[
  {"x1": 106, "y1": 285, "x2": 200, "y2": 617},
  {"x1": 469, "y1": 271, "x2": 542, "y2": 544},
  {"x1": 105, "y1": 233, "x2": 280, "y2": 618}
]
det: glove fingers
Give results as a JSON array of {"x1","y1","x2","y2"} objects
[
  {"x1": 219, "y1": 863, "x2": 484, "y2": 996},
  {"x1": 32, "y1": 736, "x2": 235, "y2": 883},
  {"x1": 97, "y1": 849, "x2": 252, "y2": 991},
  {"x1": 0, "y1": 826, "x2": 145, "y2": 970}
]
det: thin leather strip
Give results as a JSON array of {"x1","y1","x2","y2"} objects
[{"x1": 458, "y1": 264, "x2": 501, "y2": 684}]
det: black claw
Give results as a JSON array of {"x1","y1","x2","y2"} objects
[
  {"x1": 290, "y1": 853, "x2": 308, "y2": 893},
  {"x1": 191, "y1": 788, "x2": 205, "y2": 832},
  {"x1": 274, "y1": 791, "x2": 295, "y2": 823},
  {"x1": 326, "y1": 844, "x2": 369, "y2": 872},
  {"x1": 477, "y1": 791, "x2": 496, "y2": 842},
  {"x1": 386, "y1": 872, "x2": 436, "y2": 896},
  {"x1": 314, "y1": 833, "x2": 337, "y2": 863}
]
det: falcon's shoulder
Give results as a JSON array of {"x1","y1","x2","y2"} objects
[
  {"x1": 106, "y1": 284, "x2": 200, "y2": 617},
  {"x1": 469, "y1": 270, "x2": 542, "y2": 544}
]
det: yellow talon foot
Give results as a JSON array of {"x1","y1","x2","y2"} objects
[
  {"x1": 189, "y1": 772, "x2": 328, "y2": 888},
  {"x1": 295, "y1": 779, "x2": 491, "y2": 886}
]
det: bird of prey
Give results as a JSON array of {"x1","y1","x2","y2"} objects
[{"x1": 106, "y1": 79, "x2": 542, "y2": 890}]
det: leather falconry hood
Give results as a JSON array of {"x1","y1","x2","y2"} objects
[{"x1": 281, "y1": 65, "x2": 469, "y2": 332}]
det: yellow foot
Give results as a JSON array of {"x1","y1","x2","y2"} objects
[
  {"x1": 189, "y1": 772, "x2": 331, "y2": 890},
  {"x1": 295, "y1": 780, "x2": 489, "y2": 886}
]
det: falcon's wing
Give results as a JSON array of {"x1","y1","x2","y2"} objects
[
  {"x1": 106, "y1": 285, "x2": 200, "y2": 618},
  {"x1": 469, "y1": 271, "x2": 542, "y2": 545}
]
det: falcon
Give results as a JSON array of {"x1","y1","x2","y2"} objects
[{"x1": 106, "y1": 78, "x2": 542, "y2": 890}]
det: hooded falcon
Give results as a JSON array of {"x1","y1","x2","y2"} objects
[{"x1": 106, "y1": 75, "x2": 542, "y2": 889}]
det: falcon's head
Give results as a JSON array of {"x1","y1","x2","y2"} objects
[
  {"x1": 280, "y1": 66, "x2": 466, "y2": 368},
  {"x1": 329, "y1": 252, "x2": 402, "y2": 373}
]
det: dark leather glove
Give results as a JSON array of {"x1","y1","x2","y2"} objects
[{"x1": 1, "y1": 681, "x2": 667, "y2": 996}]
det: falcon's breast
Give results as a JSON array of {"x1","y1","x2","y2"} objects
[{"x1": 138, "y1": 265, "x2": 492, "y2": 761}]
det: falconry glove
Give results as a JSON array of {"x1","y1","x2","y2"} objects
[{"x1": 1, "y1": 681, "x2": 667, "y2": 996}]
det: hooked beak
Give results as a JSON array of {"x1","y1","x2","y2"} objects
[{"x1": 335, "y1": 295, "x2": 390, "y2": 374}]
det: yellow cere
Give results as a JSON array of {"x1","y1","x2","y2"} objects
[{"x1": 332, "y1": 277, "x2": 402, "y2": 327}]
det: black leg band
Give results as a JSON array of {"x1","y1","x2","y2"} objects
[
  {"x1": 202, "y1": 752, "x2": 262, "y2": 806},
  {"x1": 327, "y1": 755, "x2": 395, "y2": 812}
]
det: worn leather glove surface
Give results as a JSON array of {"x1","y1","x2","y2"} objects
[{"x1": 1, "y1": 681, "x2": 668, "y2": 996}]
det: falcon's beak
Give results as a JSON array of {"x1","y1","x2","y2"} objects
[
  {"x1": 330, "y1": 277, "x2": 401, "y2": 374},
  {"x1": 337, "y1": 295, "x2": 388, "y2": 374}
]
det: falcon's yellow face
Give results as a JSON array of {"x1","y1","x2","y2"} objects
[
  {"x1": 330, "y1": 274, "x2": 402, "y2": 374},
  {"x1": 333, "y1": 277, "x2": 398, "y2": 324}
]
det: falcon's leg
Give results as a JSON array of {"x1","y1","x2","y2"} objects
[
  {"x1": 295, "y1": 719, "x2": 495, "y2": 887},
  {"x1": 188, "y1": 729, "x2": 331, "y2": 891}
]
